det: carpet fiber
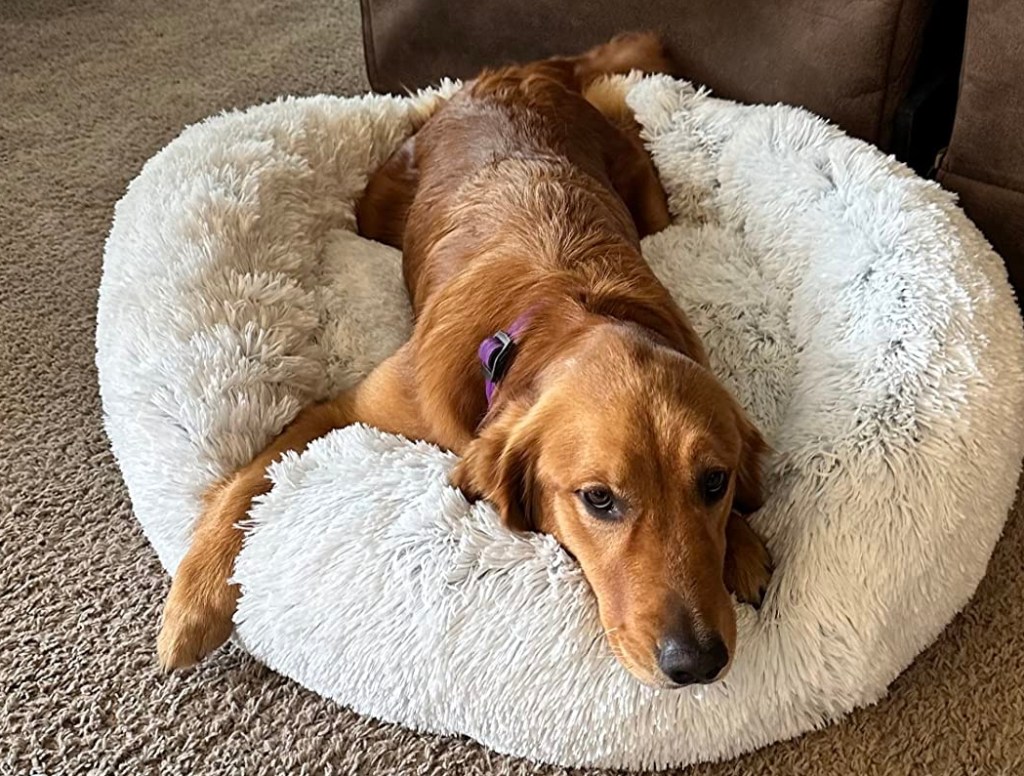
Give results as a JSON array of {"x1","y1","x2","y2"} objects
[{"x1": 1, "y1": 1, "x2": 1022, "y2": 773}]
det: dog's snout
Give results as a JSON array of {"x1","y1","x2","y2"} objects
[{"x1": 656, "y1": 632, "x2": 729, "y2": 686}]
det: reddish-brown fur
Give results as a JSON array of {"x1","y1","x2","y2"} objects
[{"x1": 158, "y1": 33, "x2": 772, "y2": 687}]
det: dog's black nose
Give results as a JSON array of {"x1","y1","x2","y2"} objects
[{"x1": 657, "y1": 634, "x2": 729, "y2": 686}]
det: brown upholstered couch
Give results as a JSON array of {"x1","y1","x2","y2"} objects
[
  {"x1": 937, "y1": 0, "x2": 1024, "y2": 297},
  {"x1": 361, "y1": 0, "x2": 1023, "y2": 301}
]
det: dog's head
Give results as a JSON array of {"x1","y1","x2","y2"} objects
[{"x1": 453, "y1": 321, "x2": 765, "y2": 687}]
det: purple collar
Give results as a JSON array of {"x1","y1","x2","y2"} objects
[{"x1": 478, "y1": 314, "x2": 531, "y2": 405}]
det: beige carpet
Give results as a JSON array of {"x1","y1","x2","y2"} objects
[{"x1": 1, "y1": 0, "x2": 1022, "y2": 773}]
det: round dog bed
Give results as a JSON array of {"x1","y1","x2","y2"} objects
[{"x1": 97, "y1": 75, "x2": 1024, "y2": 769}]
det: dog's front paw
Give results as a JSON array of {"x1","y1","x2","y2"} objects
[
  {"x1": 724, "y1": 513, "x2": 773, "y2": 609},
  {"x1": 156, "y1": 563, "x2": 238, "y2": 671}
]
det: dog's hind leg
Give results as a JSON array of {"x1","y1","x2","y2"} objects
[
  {"x1": 356, "y1": 135, "x2": 419, "y2": 250},
  {"x1": 578, "y1": 70, "x2": 674, "y2": 237}
]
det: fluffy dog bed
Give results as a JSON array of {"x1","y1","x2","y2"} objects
[{"x1": 97, "y1": 75, "x2": 1024, "y2": 769}]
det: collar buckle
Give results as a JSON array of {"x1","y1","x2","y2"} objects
[{"x1": 481, "y1": 330, "x2": 517, "y2": 383}]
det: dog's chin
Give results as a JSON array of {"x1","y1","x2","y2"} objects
[
  {"x1": 613, "y1": 658, "x2": 672, "y2": 690},
  {"x1": 645, "y1": 676, "x2": 687, "y2": 691}
]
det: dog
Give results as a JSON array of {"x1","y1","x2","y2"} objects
[{"x1": 157, "y1": 32, "x2": 773, "y2": 688}]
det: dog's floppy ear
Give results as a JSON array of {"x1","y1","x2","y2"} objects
[
  {"x1": 451, "y1": 400, "x2": 539, "y2": 532},
  {"x1": 733, "y1": 410, "x2": 768, "y2": 515}
]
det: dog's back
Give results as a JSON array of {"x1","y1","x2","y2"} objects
[{"x1": 358, "y1": 32, "x2": 675, "y2": 312}]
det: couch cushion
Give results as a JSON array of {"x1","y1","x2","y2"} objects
[
  {"x1": 360, "y1": 0, "x2": 931, "y2": 148},
  {"x1": 938, "y1": 0, "x2": 1024, "y2": 299}
]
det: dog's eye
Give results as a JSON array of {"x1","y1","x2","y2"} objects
[
  {"x1": 578, "y1": 486, "x2": 618, "y2": 517},
  {"x1": 701, "y1": 469, "x2": 729, "y2": 503}
]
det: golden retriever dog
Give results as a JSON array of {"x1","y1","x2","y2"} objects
[{"x1": 157, "y1": 32, "x2": 773, "y2": 688}]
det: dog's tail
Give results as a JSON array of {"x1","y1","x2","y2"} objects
[
  {"x1": 469, "y1": 32, "x2": 675, "y2": 124},
  {"x1": 571, "y1": 31, "x2": 676, "y2": 89}
]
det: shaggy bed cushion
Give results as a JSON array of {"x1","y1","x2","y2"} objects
[{"x1": 96, "y1": 75, "x2": 1024, "y2": 770}]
